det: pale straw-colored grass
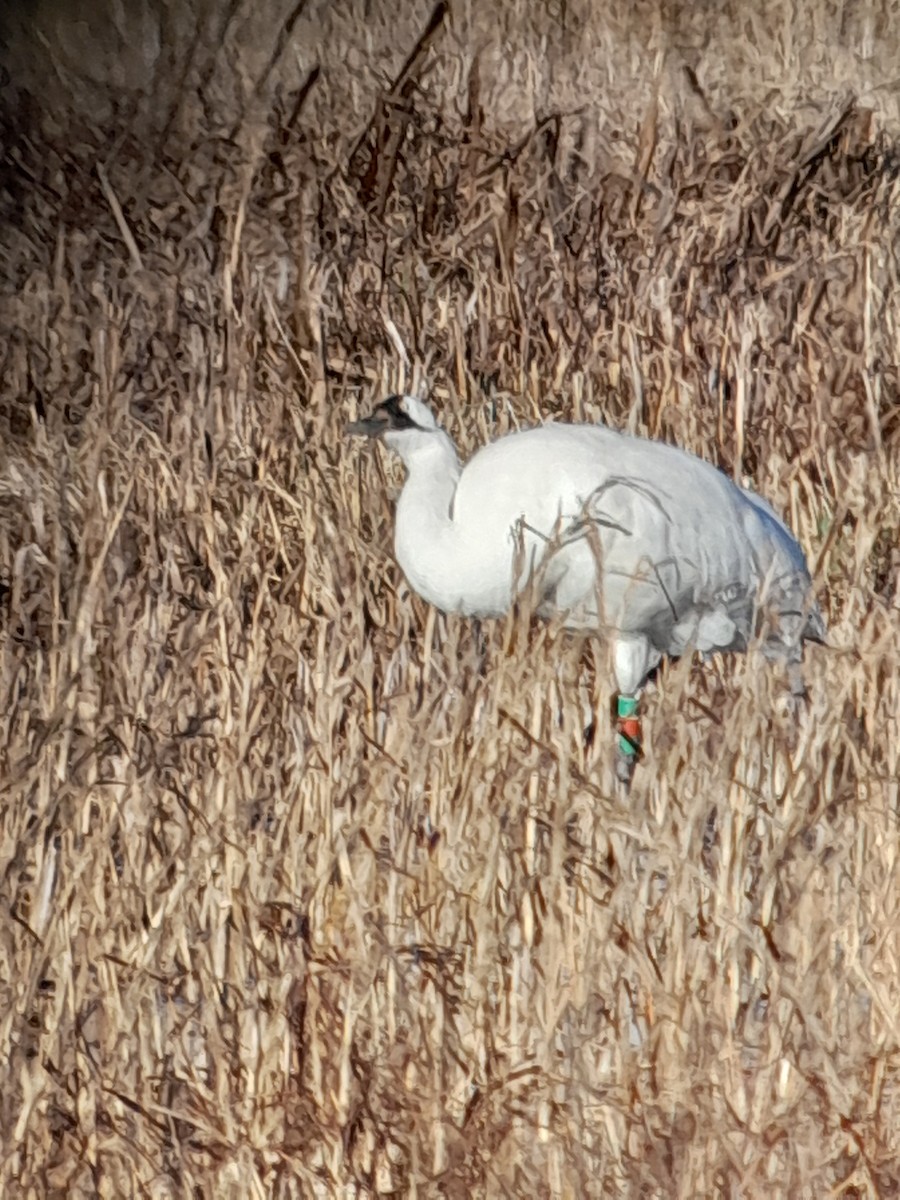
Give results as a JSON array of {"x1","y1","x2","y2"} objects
[{"x1": 1, "y1": 1, "x2": 899, "y2": 1196}]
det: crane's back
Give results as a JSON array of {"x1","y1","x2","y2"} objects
[{"x1": 450, "y1": 421, "x2": 819, "y2": 655}]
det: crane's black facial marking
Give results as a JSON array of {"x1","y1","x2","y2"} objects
[
  {"x1": 380, "y1": 395, "x2": 421, "y2": 429},
  {"x1": 346, "y1": 395, "x2": 422, "y2": 437}
]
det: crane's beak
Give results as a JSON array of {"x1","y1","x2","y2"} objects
[{"x1": 346, "y1": 412, "x2": 389, "y2": 437}]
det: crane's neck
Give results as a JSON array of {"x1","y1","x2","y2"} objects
[{"x1": 391, "y1": 431, "x2": 470, "y2": 612}]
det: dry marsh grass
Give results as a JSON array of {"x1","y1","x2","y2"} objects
[{"x1": 1, "y1": 1, "x2": 899, "y2": 1196}]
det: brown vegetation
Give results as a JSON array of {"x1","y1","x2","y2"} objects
[{"x1": 1, "y1": 0, "x2": 899, "y2": 1195}]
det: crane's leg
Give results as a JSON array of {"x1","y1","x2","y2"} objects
[
  {"x1": 615, "y1": 693, "x2": 642, "y2": 784},
  {"x1": 787, "y1": 660, "x2": 808, "y2": 703},
  {"x1": 611, "y1": 636, "x2": 654, "y2": 786}
]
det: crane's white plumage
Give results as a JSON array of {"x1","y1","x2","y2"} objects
[{"x1": 348, "y1": 394, "x2": 825, "y2": 772}]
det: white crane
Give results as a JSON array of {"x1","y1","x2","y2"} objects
[{"x1": 348, "y1": 394, "x2": 826, "y2": 780}]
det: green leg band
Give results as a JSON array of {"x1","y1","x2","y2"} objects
[{"x1": 617, "y1": 694, "x2": 641, "y2": 757}]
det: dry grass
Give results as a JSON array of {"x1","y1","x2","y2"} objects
[{"x1": 1, "y1": 1, "x2": 900, "y2": 1195}]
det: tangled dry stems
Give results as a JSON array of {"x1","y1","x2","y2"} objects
[{"x1": 1, "y1": 1, "x2": 899, "y2": 1195}]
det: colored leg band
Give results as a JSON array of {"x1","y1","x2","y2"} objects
[{"x1": 616, "y1": 695, "x2": 641, "y2": 757}]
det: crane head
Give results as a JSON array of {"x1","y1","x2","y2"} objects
[{"x1": 347, "y1": 394, "x2": 440, "y2": 439}]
